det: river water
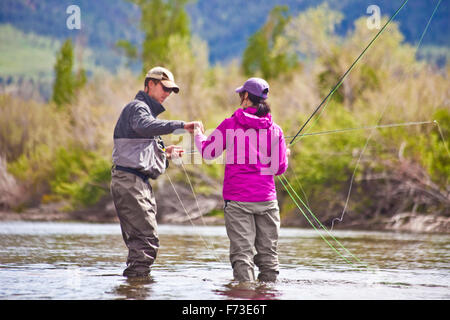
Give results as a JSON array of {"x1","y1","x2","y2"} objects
[{"x1": 0, "y1": 221, "x2": 448, "y2": 300}]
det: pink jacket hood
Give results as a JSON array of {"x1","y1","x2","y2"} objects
[{"x1": 233, "y1": 107, "x2": 273, "y2": 129}]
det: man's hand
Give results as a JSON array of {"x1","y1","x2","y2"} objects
[
  {"x1": 286, "y1": 148, "x2": 291, "y2": 158},
  {"x1": 165, "y1": 145, "x2": 184, "y2": 159},
  {"x1": 184, "y1": 121, "x2": 204, "y2": 134}
]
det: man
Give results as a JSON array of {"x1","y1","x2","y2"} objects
[{"x1": 111, "y1": 66, "x2": 202, "y2": 278}]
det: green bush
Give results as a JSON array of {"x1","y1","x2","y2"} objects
[
  {"x1": 8, "y1": 144, "x2": 111, "y2": 210},
  {"x1": 282, "y1": 103, "x2": 369, "y2": 216},
  {"x1": 415, "y1": 109, "x2": 450, "y2": 187},
  {"x1": 49, "y1": 146, "x2": 111, "y2": 209}
]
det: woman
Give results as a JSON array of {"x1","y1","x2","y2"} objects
[{"x1": 194, "y1": 77, "x2": 289, "y2": 282}]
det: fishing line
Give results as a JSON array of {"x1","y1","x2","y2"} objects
[
  {"x1": 331, "y1": 129, "x2": 375, "y2": 231},
  {"x1": 278, "y1": 176, "x2": 353, "y2": 265},
  {"x1": 180, "y1": 160, "x2": 210, "y2": 225},
  {"x1": 329, "y1": 0, "x2": 444, "y2": 230},
  {"x1": 280, "y1": 174, "x2": 369, "y2": 267},
  {"x1": 165, "y1": 171, "x2": 223, "y2": 263},
  {"x1": 278, "y1": 0, "x2": 447, "y2": 264},
  {"x1": 285, "y1": 0, "x2": 443, "y2": 235},
  {"x1": 329, "y1": 121, "x2": 441, "y2": 230},
  {"x1": 288, "y1": 166, "x2": 311, "y2": 210},
  {"x1": 327, "y1": 122, "x2": 437, "y2": 231},
  {"x1": 185, "y1": 121, "x2": 437, "y2": 154},
  {"x1": 434, "y1": 120, "x2": 450, "y2": 158},
  {"x1": 416, "y1": 0, "x2": 442, "y2": 50},
  {"x1": 288, "y1": 0, "x2": 410, "y2": 146},
  {"x1": 179, "y1": 159, "x2": 225, "y2": 263},
  {"x1": 287, "y1": 121, "x2": 436, "y2": 141},
  {"x1": 278, "y1": 175, "x2": 369, "y2": 268}
]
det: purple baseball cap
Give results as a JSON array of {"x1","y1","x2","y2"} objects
[{"x1": 235, "y1": 77, "x2": 269, "y2": 99}]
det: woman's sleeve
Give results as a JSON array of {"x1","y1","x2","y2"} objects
[{"x1": 194, "y1": 119, "x2": 228, "y2": 160}]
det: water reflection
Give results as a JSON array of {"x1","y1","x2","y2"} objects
[
  {"x1": 0, "y1": 222, "x2": 449, "y2": 299},
  {"x1": 113, "y1": 276, "x2": 155, "y2": 300},
  {"x1": 215, "y1": 281, "x2": 280, "y2": 300}
]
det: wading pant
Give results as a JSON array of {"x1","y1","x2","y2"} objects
[
  {"x1": 224, "y1": 200, "x2": 280, "y2": 282},
  {"x1": 110, "y1": 168, "x2": 159, "y2": 276}
]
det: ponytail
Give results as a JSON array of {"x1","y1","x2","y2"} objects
[
  {"x1": 254, "y1": 100, "x2": 271, "y2": 117},
  {"x1": 241, "y1": 91, "x2": 271, "y2": 117}
]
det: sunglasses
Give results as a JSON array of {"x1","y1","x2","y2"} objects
[{"x1": 159, "y1": 82, "x2": 173, "y2": 93}]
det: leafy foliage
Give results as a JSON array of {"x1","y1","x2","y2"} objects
[
  {"x1": 49, "y1": 147, "x2": 111, "y2": 209},
  {"x1": 414, "y1": 109, "x2": 450, "y2": 187},
  {"x1": 242, "y1": 6, "x2": 298, "y2": 79}
]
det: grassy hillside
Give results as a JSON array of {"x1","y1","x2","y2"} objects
[
  {"x1": 0, "y1": 25, "x2": 60, "y2": 77},
  {"x1": 0, "y1": 24, "x2": 124, "y2": 100}
]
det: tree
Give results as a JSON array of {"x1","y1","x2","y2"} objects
[
  {"x1": 116, "y1": 39, "x2": 139, "y2": 67},
  {"x1": 241, "y1": 5, "x2": 298, "y2": 80},
  {"x1": 52, "y1": 39, "x2": 75, "y2": 107},
  {"x1": 52, "y1": 38, "x2": 86, "y2": 108},
  {"x1": 124, "y1": 0, "x2": 191, "y2": 75}
]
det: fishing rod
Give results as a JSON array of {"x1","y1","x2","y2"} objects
[{"x1": 288, "y1": 0, "x2": 410, "y2": 146}]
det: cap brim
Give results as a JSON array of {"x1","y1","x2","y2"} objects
[
  {"x1": 235, "y1": 86, "x2": 245, "y2": 93},
  {"x1": 235, "y1": 85, "x2": 268, "y2": 99},
  {"x1": 161, "y1": 80, "x2": 180, "y2": 94}
]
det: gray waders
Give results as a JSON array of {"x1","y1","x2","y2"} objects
[
  {"x1": 110, "y1": 168, "x2": 159, "y2": 277},
  {"x1": 224, "y1": 200, "x2": 280, "y2": 282}
]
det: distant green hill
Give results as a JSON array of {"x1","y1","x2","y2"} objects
[{"x1": 1, "y1": 0, "x2": 448, "y2": 64}]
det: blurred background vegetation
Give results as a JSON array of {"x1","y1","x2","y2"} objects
[{"x1": 0, "y1": 0, "x2": 448, "y2": 227}]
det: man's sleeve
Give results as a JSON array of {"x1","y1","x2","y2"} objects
[{"x1": 131, "y1": 105, "x2": 185, "y2": 137}]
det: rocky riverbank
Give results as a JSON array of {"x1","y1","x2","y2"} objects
[
  {"x1": 1, "y1": 174, "x2": 449, "y2": 233},
  {"x1": 1, "y1": 205, "x2": 449, "y2": 234}
]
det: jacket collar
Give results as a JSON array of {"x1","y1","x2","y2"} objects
[{"x1": 135, "y1": 90, "x2": 166, "y2": 117}]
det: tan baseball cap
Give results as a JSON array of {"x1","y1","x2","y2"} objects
[{"x1": 145, "y1": 66, "x2": 180, "y2": 93}]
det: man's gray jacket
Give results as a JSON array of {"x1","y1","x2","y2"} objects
[{"x1": 112, "y1": 90, "x2": 185, "y2": 175}]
